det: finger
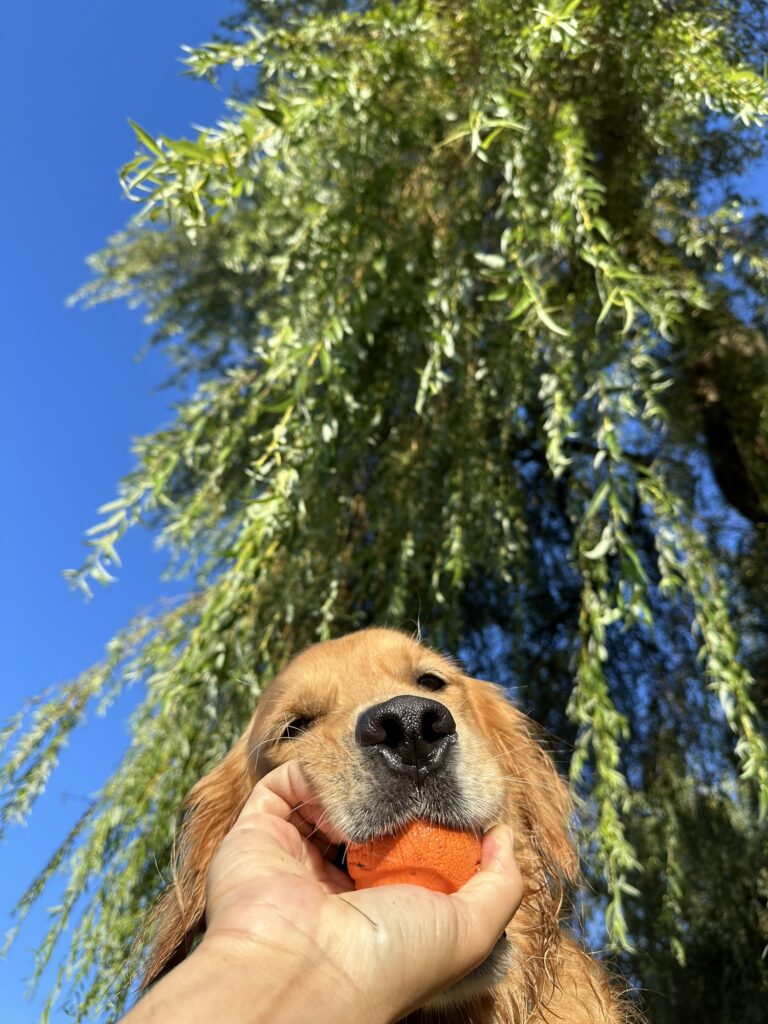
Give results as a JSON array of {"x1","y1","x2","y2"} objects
[
  {"x1": 235, "y1": 761, "x2": 318, "y2": 827},
  {"x1": 236, "y1": 761, "x2": 346, "y2": 845},
  {"x1": 219, "y1": 765, "x2": 352, "y2": 890}
]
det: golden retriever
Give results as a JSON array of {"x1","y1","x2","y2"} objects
[{"x1": 142, "y1": 628, "x2": 631, "y2": 1023}]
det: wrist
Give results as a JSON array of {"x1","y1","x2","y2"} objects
[
  {"x1": 123, "y1": 925, "x2": 390, "y2": 1024},
  {"x1": 193, "y1": 931, "x2": 387, "y2": 1024}
]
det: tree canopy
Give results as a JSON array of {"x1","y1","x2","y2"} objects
[{"x1": 2, "y1": 1, "x2": 767, "y2": 1021}]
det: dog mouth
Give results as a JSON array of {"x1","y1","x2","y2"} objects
[
  {"x1": 303, "y1": 749, "x2": 497, "y2": 863},
  {"x1": 305, "y1": 776, "x2": 493, "y2": 858},
  {"x1": 327, "y1": 768, "x2": 483, "y2": 845}
]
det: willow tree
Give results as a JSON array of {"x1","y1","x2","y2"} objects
[{"x1": 3, "y1": 1, "x2": 768, "y2": 1021}]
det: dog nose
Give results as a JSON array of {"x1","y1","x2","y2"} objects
[{"x1": 355, "y1": 695, "x2": 456, "y2": 773}]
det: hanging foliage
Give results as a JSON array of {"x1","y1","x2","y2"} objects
[{"x1": 2, "y1": 2, "x2": 768, "y2": 1021}]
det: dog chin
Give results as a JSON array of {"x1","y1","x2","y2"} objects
[
  {"x1": 336, "y1": 791, "x2": 498, "y2": 844},
  {"x1": 423, "y1": 933, "x2": 513, "y2": 1011}
]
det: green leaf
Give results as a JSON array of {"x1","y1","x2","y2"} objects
[
  {"x1": 534, "y1": 304, "x2": 569, "y2": 337},
  {"x1": 127, "y1": 119, "x2": 163, "y2": 158},
  {"x1": 474, "y1": 252, "x2": 506, "y2": 270},
  {"x1": 583, "y1": 525, "x2": 613, "y2": 560}
]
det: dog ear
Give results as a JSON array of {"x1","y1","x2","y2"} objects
[
  {"x1": 469, "y1": 678, "x2": 579, "y2": 884},
  {"x1": 140, "y1": 731, "x2": 253, "y2": 989}
]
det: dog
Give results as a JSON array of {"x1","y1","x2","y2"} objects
[{"x1": 142, "y1": 627, "x2": 631, "y2": 1023}]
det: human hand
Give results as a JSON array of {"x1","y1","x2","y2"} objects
[
  {"x1": 123, "y1": 760, "x2": 523, "y2": 1024},
  {"x1": 201, "y1": 760, "x2": 523, "y2": 1022}
]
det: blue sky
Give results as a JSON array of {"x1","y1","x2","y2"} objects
[
  {"x1": 1, "y1": 4, "x2": 767, "y2": 1023},
  {"x1": 1, "y1": 3, "x2": 233, "y2": 1019}
]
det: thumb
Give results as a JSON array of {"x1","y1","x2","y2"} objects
[{"x1": 449, "y1": 824, "x2": 524, "y2": 970}]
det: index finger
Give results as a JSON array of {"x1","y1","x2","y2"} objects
[{"x1": 234, "y1": 761, "x2": 345, "y2": 844}]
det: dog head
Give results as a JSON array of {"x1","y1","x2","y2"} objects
[{"x1": 142, "y1": 628, "x2": 577, "y2": 1008}]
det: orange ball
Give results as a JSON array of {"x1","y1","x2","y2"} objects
[{"x1": 347, "y1": 820, "x2": 482, "y2": 894}]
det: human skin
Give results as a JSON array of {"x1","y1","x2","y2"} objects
[{"x1": 121, "y1": 761, "x2": 524, "y2": 1024}]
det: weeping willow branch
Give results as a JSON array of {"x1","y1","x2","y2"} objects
[{"x1": 3, "y1": 0, "x2": 768, "y2": 1019}]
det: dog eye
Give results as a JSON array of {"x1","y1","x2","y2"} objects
[
  {"x1": 416, "y1": 673, "x2": 446, "y2": 692},
  {"x1": 280, "y1": 716, "x2": 314, "y2": 740}
]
